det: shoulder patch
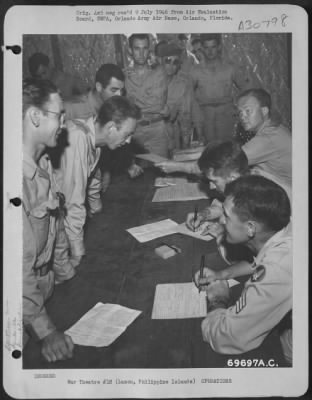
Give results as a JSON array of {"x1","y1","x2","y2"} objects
[{"x1": 251, "y1": 265, "x2": 266, "y2": 282}]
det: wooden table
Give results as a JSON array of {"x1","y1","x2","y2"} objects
[{"x1": 23, "y1": 169, "x2": 287, "y2": 369}]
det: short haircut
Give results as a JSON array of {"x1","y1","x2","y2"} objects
[
  {"x1": 23, "y1": 78, "x2": 58, "y2": 116},
  {"x1": 238, "y1": 88, "x2": 272, "y2": 113},
  {"x1": 198, "y1": 141, "x2": 249, "y2": 177},
  {"x1": 95, "y1": 63, "x2": 125, "y2": 89},
  {"x1": 191, "y1": 38, "x2": 201, "y2": 47},
  {"x1": 128, "y1": 34, "x2": 150, "y2": 49},
  {"x1": 200, "y1": 33, "x2": 222, "y2": 46},
  {"x1": 97, "y1": 95, "x2": 141, "y2": 127},
  {"x1": 224, "y1": 175, "x2": 291, "y2": 232},
  {"x1": 28, "y1": 52, "x2": 50, "y2": 78}
]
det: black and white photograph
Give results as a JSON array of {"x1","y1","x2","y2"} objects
[{"x1": 3, "y1": 4, "x2": 308, "y2": 399}]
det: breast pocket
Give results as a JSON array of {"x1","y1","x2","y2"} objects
[{"x1": 28, "y1": 212, "x2": 50, "y2": 256}]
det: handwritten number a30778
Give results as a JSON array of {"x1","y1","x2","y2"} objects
[{"x1": 238, "y1": 14, "x2": 288, "y2": 31}]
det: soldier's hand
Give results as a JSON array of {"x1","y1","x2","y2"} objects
[
  {"x1": 155, "y1": 161, "x2": 182, "y2": 174},
  {"x1": 41, "y1": 331, "x2": 74, "y2": 362},
  {"x1": 194, "y1": 267, "x2": 220, "y2": 289},
  {"x1": 206, "y1": 280, "x2": 230, "y2": 303},
  {"x1": 201, "y1": 222, "x2": 224, "y2": 238},
  {"x1": 128, "y1": 163, "x2": 143, "y2": 179},
  {"x1": 186, "y1": 211, "x2": 205, "y2": 232}
]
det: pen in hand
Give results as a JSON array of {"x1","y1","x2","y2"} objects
[
  {"x1": 198, "y1": 255, "x2": 205, "y2": 293},
  {"x1": 193, "y1": 205, "x2": 198, "y2": 232}
]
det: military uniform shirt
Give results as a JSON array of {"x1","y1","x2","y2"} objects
[
  {"x1": 242, "y1": 119, "x2": 292, "y2": 188},
  {"x1": 23, "y1": 153, "x2": 75, "y2": 342},
  {"x1": 202, "y1": 223, "x2": 292, "y2": 355},
  {"x1": 55, "y1": 117, "x2": 101, "y2": 257}
]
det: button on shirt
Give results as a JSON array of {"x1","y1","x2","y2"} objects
[
  {"x1": 124, "y1": 65, "x2": 168, "y2": 115},
  {"x1": 202, "y1": 223, "x2": 292, "y2": 356},
  {"x1": 23, "y1": 154, "x2": 74, "y2": 342},
  {"x1": 242, "y1": 119, "x2": 292, "y2": 188}
]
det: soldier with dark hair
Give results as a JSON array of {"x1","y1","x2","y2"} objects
[
  {"x1": 195, "y1": 175, "x2": 292, "y2": 365},
  {"x1": 125, "y1": 34, "x2": 170, "y2": 157}
]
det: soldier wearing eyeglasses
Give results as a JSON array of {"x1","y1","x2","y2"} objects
[{"x1": 22, "y1": 78, "x2": 76, "y2": 362}]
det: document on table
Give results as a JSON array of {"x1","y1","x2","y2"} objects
[
  {"x1": 65, "y1": 303, "x2": 141, "y2": 347},
  {"x1": 176, "y1": 222, "x2": 215, "y2": 242},
  {"x1": 135, "y1": 153, "x2": 168, "y2": 163},
  {"x1": 152, "y1": 282, "x2": 208, "y2": 319},
  {"x1": 152, "y1": 182, "x2": 209, "y2": 202},
  {"x1": 126, "y1": 218, "x2": 179, "y2": 243},
  {"x1": 154, "y1": 176, "x2": 188, "y2": 187},
  {"x1": 152, "y1": 279, "x2": 240, "y2": 319}
]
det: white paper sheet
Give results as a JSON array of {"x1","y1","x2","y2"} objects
[
  {"x1": 126, "y1": 219, "x2": 179, "y2": 242},
  {"x1": 154, "y1": 176, "x2": 188, "y2": 187},
  {"x1": 152, "y1": 279, "x2": 240, "y2": 319},
  {"x1": 135, "y1": 153, "x2": 169, "y2": 163},
  {"x1": 65, "y1": 303, "x2": 141, "y2": 347},
  {"x1": 152, "y1": 282, "x2": 208, "y2": 319},
  {"x1": 152, "y1": 182, "x2": 209, "y2": 202}
]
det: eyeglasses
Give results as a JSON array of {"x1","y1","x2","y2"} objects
[
  {"x1": 43, "y1": 109, "x2": 66, "y2": 122},
  {"x1": 164, "y1": 57, "x2": 180, "y2": 66}
]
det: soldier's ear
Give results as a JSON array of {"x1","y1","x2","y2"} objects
[
  {"x1": 29, "y1": 107, "x2": 40, "y2": 128},
  {"x1": 106, "y1": 121, "x2": 117, "y2": 135},
  {"x1": 261, "y1": 106, "x2": 269, "y2": 118},
  {"x1": 246, "y1": 221, "x2": 256, "y2": 238},
  {"x1": 95, "y1": 82, "x2": 103, "y2": 93}
]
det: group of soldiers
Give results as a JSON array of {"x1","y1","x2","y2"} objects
[{"x1": 23, "y1": 33, "x2": 292, "y2": 365}]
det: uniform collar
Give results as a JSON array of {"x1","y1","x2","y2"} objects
[
  {"x1": 23, "y1": 153, "x2": 50, "y2": 180},
  {"x1": 256, "y1": 222, "x2": 292, "y2": 262}
]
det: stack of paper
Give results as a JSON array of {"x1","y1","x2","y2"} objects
[
  {"x1": 152, "y1": 182, "x2": 209, "y2": 202},
  {"x1": 65, "y1": 303, "x2": 141, "y2": 347},
  {"x1": 126, "y1": 219, "x2": 179, "y2": 243}
]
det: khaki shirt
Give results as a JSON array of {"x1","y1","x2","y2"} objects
[
  {"x1": 180, "y1": 49, "x2": 198, "y2": 74},
  {"x1": 55, "y1": 117, "x2": 101, "y2": 257},
  {"x1": 190, "y1": 60, "x2": 246, "y2": 105},
  {"x1": 242, "y1": 119, "x2": 292, "y2": 188},
  {"x1": 23, "y1": 154, "x2": 74, "y2": 342},
  {"x1": 202, "y1": 223, "x2": 292, "y2": 355},
  {"x1": 167, "y1": 71, "x2": 193, "y2": 124},
  {"x1": 124, "y1": 65, "x2": 167, "y2": 116}
]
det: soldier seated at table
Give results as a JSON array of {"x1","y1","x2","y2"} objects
[
  {"x1": 187, "y1": 141, "x2": 291, "y2": 281},
  {"x1": 156, "y1": 88, "x2": 291, "y2": 192},
  {"x1": 194, "y1": 175, "x2": 292, "y2": 365},
  {"x1": 23, "y1": 78, "x2": 76, "y2": 362},
  {"x1": 54, "y1": 96, "x2": 141, "y2": 268}
]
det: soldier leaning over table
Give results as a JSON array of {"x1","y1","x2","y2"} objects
[
  {"x1": 23, "y1": 78, "x2": 76, "y2": 362},
  {"x1": 194, "y1": 175, "x2": 292, "y2": 365}
]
